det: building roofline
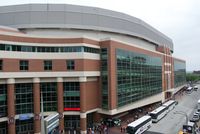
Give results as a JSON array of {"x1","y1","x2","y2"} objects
[{"x1": 0, "y1": 3, "x2": 173, "y2": 51}]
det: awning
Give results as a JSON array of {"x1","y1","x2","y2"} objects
[{"x1": 165, "y1": 84, "x2": 186, "y2": 95}]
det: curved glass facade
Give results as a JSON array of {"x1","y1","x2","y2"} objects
[
  {"x1": 116, "y1": 49, "x2": 162, "y2": 107},
  {"x1": 174, "y1": 60, "x2": 186, "y2": 87}
]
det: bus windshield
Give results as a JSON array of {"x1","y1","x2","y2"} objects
[
  {"x1": 149, "y1": 113, "x2": 157, "y2": 119},
  {"x1": 126, "y1": 126, "x2": 136, "y2": 133}
]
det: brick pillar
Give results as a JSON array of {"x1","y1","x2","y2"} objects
[
  {"x1": 57, "y1": 77, "x2": 64, "y2": 133},
  {"x1": 80, "y1": 77, "x2": 87, "y2": 133},
  {"x1": 7, "y1": 78, "x2": 16, "y2": 134},
  {"x1": 33, "y1": 78, "x2": 41, "y2": 134},
  {"x1": 80, "y1": 77, "x2": 87, "y2": 113},
  {"x1": 80, "y1": 113, "x2": 87, "y2": 134},
  {"x1": 108, "y1": 43, "x2": 117, "y2": 110}
]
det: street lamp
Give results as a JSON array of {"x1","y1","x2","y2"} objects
[
  {"x1": 41, "y1": 91, "x2": 45, "y2": 134},
  {"x1": 173, "y1": 111, "x2": 188, "y2": 125}
]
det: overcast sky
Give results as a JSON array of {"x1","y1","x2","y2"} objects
[{"x1": 1, "y1": 0, "x2": 200, "y2": 71}]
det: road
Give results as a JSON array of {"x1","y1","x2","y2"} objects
[{"x1": 145, "y1": 84, "x2": 200, "y2": 134}]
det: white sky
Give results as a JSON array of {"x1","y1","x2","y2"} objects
[{"x1": 1, "y1": 0, "x2": 200, "y2": 71}]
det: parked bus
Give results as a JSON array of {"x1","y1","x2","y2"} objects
[
  {"x1": 126, "y1": 115, "x2": 152, "y2": 134},
  {"x1": 162, "y1": 100, "x2": 176, "y2": 113},
  {"x1": 198, "y1": 99, "x2": 200, "y2": 110},
  {"x1": 149, "y1": 106, "x2": 167, "y2": 123}
]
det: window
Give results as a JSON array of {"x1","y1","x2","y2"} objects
[
  {"x1": 44, "y1": 60, "x2": 52, "y2": 70},
  {"x1": 15, "y1": 83, "x2": 33, "y2": 114},
  {"x1": 20, "y1": 60, "x2": 29, "y2": 71},
  {"x1": 40, "y1": 82, "x2": 57, "y2": 112},
  {"x1": 0, "y1": 43, "x2": 100, "y2": 54},
  {"x1": 5, "y1": 45, "x2": 11, "y2": 51},
  {"x1": 21, "y1": 46, "x2": 33, "y2": 52},
  {"x1": 0, "y1": 84, "x2": 7, "y2": 117},
  {"x1": 101, "y1": 48, "x2": 109, "y2": 109},
  {"x1": 0, "y1": 44, "x2": 5, "y2": 50},
  {"x1": 16, "y1": 119, "x2": 33, "y2": 134},
  {"x1": 63, "y1": 82, "x2": 80, "y2": 109},
  {"x1": 0, "y1": 60, "x2": 2, "y2": 70},
  {"x1": 67, "y1": 60, "x2": 75, "y2": 70},
  {"x1": 0, "y1": 122, "x2": 7, "y2": 134}
]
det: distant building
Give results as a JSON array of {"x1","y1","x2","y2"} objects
[
  {"x1": 0, "y1": 4, "x2": 186, "y2": 134},
  {"x1": 193, "y1": 70, "x2": 200, "y2": 74}
]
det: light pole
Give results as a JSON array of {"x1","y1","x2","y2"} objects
[
  {"x1": 173, "y1": 111, "x2": 188, "y2": 125},
  {"x1": 41, "y1": 91, "x2": 45, "y2": 134}
]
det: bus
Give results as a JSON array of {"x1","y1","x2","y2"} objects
[
  {"x1": 44, "y1": 113, "x2": 59, "y2": 134},
  {"x1": 149, "y1": 106, "x2": 167, "y2": 123},
  {"x1": 162, "y1": 100, "x2": 176, "y2": 113},
  {"x1": 198, "y1": 99, "x2": 200, "y2": 110},
  {"x1": 126, "y1": 115, "x2": 152, "y2": 134}
]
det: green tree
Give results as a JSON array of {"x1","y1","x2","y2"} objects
[{"x1": 186, "y1": 73, "x2": 200, "y2": 82}]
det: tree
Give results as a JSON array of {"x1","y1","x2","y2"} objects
[{"x1": 186, "y1": 73, "x2": 200, "y2": 82}]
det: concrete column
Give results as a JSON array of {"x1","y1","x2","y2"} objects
[
  {"x1": 57, "y1": 77, "x2": 64, "y2": 133},
  {"x1": 80, "y1": 113, "x2": 87, "y2": 134},
  {"x1": 7, "y1": 78, "x2": 16, "y2": 134},
  {"x1": 80, "y1": 77, "x2": 87, "y2": 113},
  {"x1": 33, "y1": 78, "x2": 41, "y2": 134}
]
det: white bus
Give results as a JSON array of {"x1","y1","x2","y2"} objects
[
  {"x1": 149, "y1": 106, "x2": 167, "y2": 123},
  {"x1": 162, "y1": 100, "x2": 176, "y2": 113},
  {"x1": 198, "y1": 99, "x2": 200, "y2": 110},
  {"x1": 126, "y1": 115, "x2": 152, "y2": 134},
  {"x1": 44, "y1": 113, "x2": 59, "y2": 134}
]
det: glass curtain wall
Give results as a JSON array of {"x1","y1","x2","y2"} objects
[
  {"x1": 0, "y1": 44, "x2": 99, "y2": 54},
  {"x1": 101, "y1": 48, "x2": 109, "y2": 109},
  {"x1": 64, "y1": 116, "x2": 80, "y2": 131},
  {"x1": 174, "y1": 60, "x2": 186, "y2": 87},
  {"x1": 15, "y1": 83, "x2": 33, "y2": 114},
  {"x1": 16, "y1": 119, "x2": 34, "y2": 134},
  {"x1": 0, "y1": 122, "x2": 7, "y2": 134},
  {"x1": 116, "y1": 48, "x2": 162, "y2": 107},
  {"x1": 0, "y1": 84, "x2": 7, "y2": 117},
  {"x1": 40, "y1": 82, "x2": 57, "y2": 112},
  {"x1": 63, "y1": 82, "x2": 80, "y2": 109}
]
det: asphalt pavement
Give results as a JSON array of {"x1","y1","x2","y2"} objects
[{"x1": 145, "y1": 84, "x2": 200, "y2": 134}]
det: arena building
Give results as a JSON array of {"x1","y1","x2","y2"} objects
[{"x1": 0, "y1": 4, "x2": 186, "y2": 134}]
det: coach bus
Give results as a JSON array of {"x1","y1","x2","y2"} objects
[
  {"x1": 149, "y1": 106, "x2": 167, "y2": 123},
  {"x1": 126, "y1": 115, "x2": 152, "y2": 134},
  {"x1": 197, "y1": 99, "x2": 200, "y2": 110},
  {"x1": 162, "y1": 100, "x2": 176, "y2": 113}
]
